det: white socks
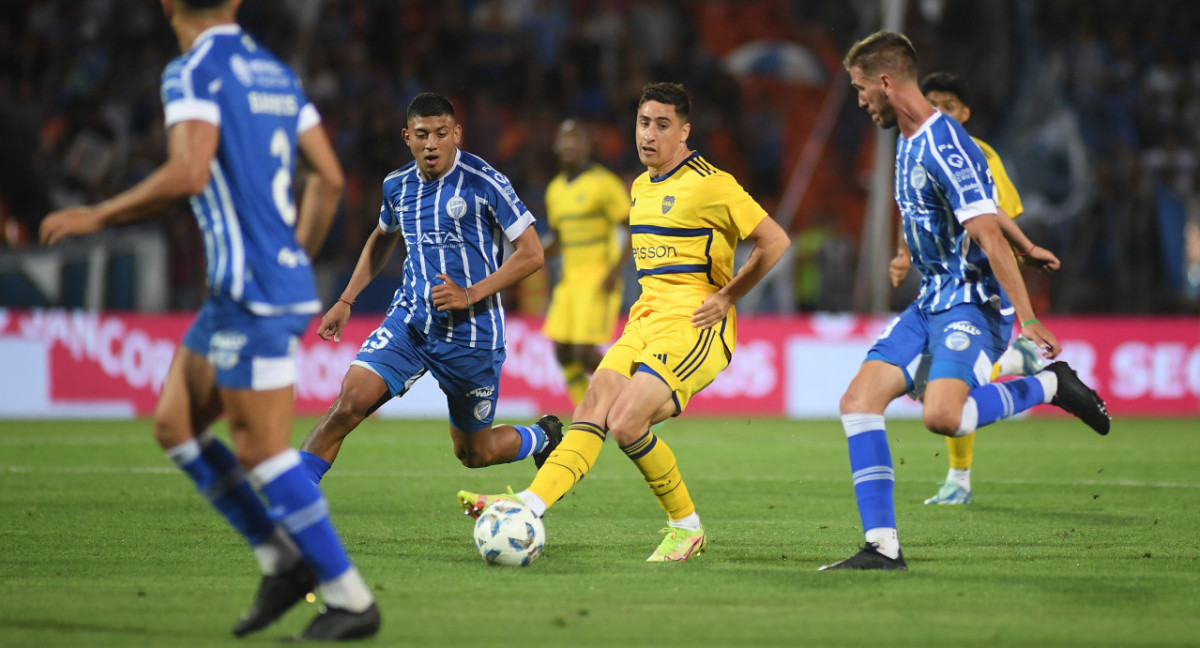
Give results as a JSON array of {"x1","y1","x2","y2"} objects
[
  {"x1": 865, "y1": 527, "x2": 900, "y2": 559},
  {"x1": 320, "y1": 566, "x2": 374, "y2": 613},
  {"x1": 668, "y1": 512, "x2": 702, "y2": 531},
  {"x1": 253, "y1": 528, "x2": 301, "y2": 576},
  {"x1": 1035, "y1": 371, "x2": 1058, "y2": 403},
  {"x1": 947, "y1": 468, "x2": 971, "y2": 491},
  {"x1": 517, "y1": 490, "x2": 548, "y2": 518}
]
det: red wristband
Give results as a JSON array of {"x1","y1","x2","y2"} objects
[{"x1": 337, "y1": 298, "x2": 355, "y2": 307}]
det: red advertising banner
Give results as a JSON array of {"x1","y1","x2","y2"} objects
[{"x1": 0, "y1": 309, "x2": 1196, "y2": 419}]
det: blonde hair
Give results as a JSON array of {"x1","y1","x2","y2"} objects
[{"x1": 843, "y1": 30, "x2": 918, "y2": 80}]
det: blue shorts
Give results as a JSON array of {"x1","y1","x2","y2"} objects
[
  {"x1": 866, "y1": 302, "x2": 1011, "y2": 395},
  {"x1": 182, "y1": 296, "x2": 311, "y2": 390},
  {"x1": 353, "y1": 318, "x2": 505, "y2": 433}
]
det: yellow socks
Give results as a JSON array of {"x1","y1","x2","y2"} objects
[
  {"x1": 947, "y1": 432, "x2": 975, "y2": 471},
  {"x1": 528, "y1": 421, "x2": 605, "y2": 506},
  {"x1": 562, "y1": 362, "x2": 590, "y2": 406},
  {"x1": 621, "y1": 431, "x2": 696, "y2": 521}
]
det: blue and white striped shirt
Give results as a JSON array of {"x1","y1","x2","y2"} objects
[
  {"x1": 894, "y1": 111, "x2": 1008, "y2": 314},
  {"x1": 160, "y1": 24, "x2": 321, "y2": 315},
  {"x1": 379, "y1": 149, "x2": 535, "y2": 349}
]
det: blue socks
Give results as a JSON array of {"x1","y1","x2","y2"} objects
[
  {"x1": 841, "y1": 414, "x2": 896, "y2": 533},
  {"x1": 250, "y1": 449, "x2": 352, "y2": 583},
  {"x1": 299, "y1": 450, "x2": 333, "y2": 484},
  {"x1": 510, "y1": 424, "x2": 548, "y2": 462},
  {"x1": 166, "y1": 435, "x2": 275, "y2": 546},
  {"x1": 956, "y1": 376, "x2": 1048, "y2": 435}
]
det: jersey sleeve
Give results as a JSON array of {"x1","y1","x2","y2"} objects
[
  {"x1": 480, "y1": 167, "x2": 535, "y2": 242},
  {"x1": 927, "y1": 123, "x2": 996, "y2": 224},
  {"x1": 161, "y1": 56, "x2": 221, "y2": 128},
  {"x1": 378, "y1": 178, "x2": 401, "y2": 233},
  {"x1": 708, "y1": 172, "x2": 768, "y2": 239}
]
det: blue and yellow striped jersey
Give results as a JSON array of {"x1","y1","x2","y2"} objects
[{"x1": 627, "y1": 152, "x2": 768, "y2": 328}]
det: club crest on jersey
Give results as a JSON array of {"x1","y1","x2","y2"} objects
[
  {"x1": 447, "y1": 196, "x2": 468, "y2": 220},
  {"x1": 910, "y1": 165, "x2": 927, "y2": 190},
  {"x1": 473, "y1": 400, "x2": 492, "y2": 422},
  {"x1": 662, "y1": 195, "x2": 675, "y2": 214},
  {"x1": 945, "y1": 331, "x2": 971, "y2": 352}
]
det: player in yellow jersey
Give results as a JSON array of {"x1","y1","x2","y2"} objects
[
  {"x1": 891, "y1": 71, "x2": 1061, "y2": 505},
  {"x1": 458, "y1": 83, "x2": 790, "y2": 561},
  {"x1": 543, "y1": 120, "x2": 631, "y2": 406}
]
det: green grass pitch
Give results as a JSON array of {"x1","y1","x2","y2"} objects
[{"x1": 2, "y1": 416, "x2": 1198, "y2": 647}]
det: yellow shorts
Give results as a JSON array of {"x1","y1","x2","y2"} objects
[
  {"x1": 598, "y1": 313, "x2": 731, "y2": 413},
  {"x1": 543, "y1": 277, "x2": 622, "y2": 346}
]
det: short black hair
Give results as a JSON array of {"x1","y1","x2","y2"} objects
[
  {"x1": 638, "y1": 83, "x2": 690, "y2": 122},
  {"x1": 843, "y1": 30, "x2": 918, "y2": 80},
  {"x1": 178, "y1": 0, "x2": 230, "y2": 10},
  {"x1": 407, "y1": 92, "x2": 455, "y2": 123},
  {"x1": 920, "y1": 72, "x2": 971, "y2": 107}
]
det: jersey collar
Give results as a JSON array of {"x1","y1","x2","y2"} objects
[
  {"x1": 191, "y1": 24, "x2": 242, "y2": 51},
  {"x1": 650, "y1": 151, "x2": 699, "y2": 183},
  {"x1": 904, "y1": 111, "x2": 941, "y2": 141}
]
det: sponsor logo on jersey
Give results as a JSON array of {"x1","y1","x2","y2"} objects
[
  {"x1": 947, "y1": 153, "x2": 965, "y2": 168},
  {"x1": 945, "y1": 331, "x2": 971, "y2": 351},
  {"x1": 209, "y1": 330, "x2": 248, "y2": 370},
  {"x1": 468, "y1": 385, "x2": 496, "y2": 399},
  {"x1": 662, "y1": 195, "x2": 675, "y2": 214},
  {"x1": 230, "y1": 55, "x2": 254, "y2": 86},
  {"x1": 447, "y1": 196, "x2": 467, "y2": 219},
  {"x1": 632, "y1": 244, "x2": 677, "y2": 260},
  {"x1": 945, "y1": 321, "x2": 982, "y2": 336},
  {"x1": 910, "y1": 165, "x2": 927, "y2": 190},
  {"x1": 418, "y1": 231, "x2": 464, "y2": 248}
]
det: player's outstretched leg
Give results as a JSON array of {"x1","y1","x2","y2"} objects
[
  {"x1": 1043, "y1": 361, "x2": 1110, "y2": 435},
  {"x1": 457, "y1": 486, "x2": 520, "y2": 519},
  {"x1": 819, "y1": 543, "x2": 908, "y2": 571}
]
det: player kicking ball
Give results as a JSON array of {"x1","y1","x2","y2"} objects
[{"x1": 457, "y1": 83, "x2": 790, "y2": 561}]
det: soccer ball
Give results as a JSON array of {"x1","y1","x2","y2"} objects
[{"x1": 472, "y1": 500, "x2": 545, "y2": 567}]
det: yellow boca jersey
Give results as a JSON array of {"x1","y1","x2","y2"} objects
[
  {"x1": 627, "y1": 153, "x2": 768, "y2": 348},
  {"x1": 545, "y1": 163, "x2": 630, "y2": 281},
  {"x1": 973, "y1": 136, "x2": 1024, "y2": 219}
]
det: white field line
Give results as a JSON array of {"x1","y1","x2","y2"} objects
[{"x1": 2, "y1": 464, "x2": 1197, "y2": 489}]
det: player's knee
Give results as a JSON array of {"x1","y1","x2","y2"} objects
[
  {"x1": 151, "y1": 414, "x2": 189, "y2": 450},
  {"x1": 605, "y1": 413, "x2": 644, "y2": 447},
  {"x1": 839, "y1": 387, "x2": 869, "y2": 415},
  {"x1": 923, "y1": 409, "x2": 960, "y2": 437}
]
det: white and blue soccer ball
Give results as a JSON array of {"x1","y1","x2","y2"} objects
[{"x1": 472, "y1": 500, "x2": 544, "y2": 567}]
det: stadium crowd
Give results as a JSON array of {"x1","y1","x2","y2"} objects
[{"x1": 1, "y1": 0, "x2": 1197, "y2": 314}]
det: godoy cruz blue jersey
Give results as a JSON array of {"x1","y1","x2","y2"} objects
[
  {"x1": 379, "y1": 149, "x2": 535, "y2": 349},
  {"x1": 161, "y1": 25, "x2": 321, "y2": 315},
  {"x1": 894, "y1": 111, "x2": 1010, "y2": 315}
]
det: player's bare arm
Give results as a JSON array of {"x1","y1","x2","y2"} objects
[
  {"x1": 963, "y1": 213, "x2": 1060, "y2": 357},
  {"x1": 318, "y1": 225, "x2": 402, "y2": 342},
  {"x1": 992, "y1": 210, "x2": 1060, "y2": 274},
  {"x1": 294, "y1": 123, "x2": 345, "y2": 258},
  {"x1": 433, "y1": 226, "x2": 544, "y2": 312},
  {"x1": 889, "y1": 236, "x2": 912, "y2": 288},
  {"x1": 40, "y1": 120, "x2": 218, "y2": 246},
  {"x1": 691, "y1": 216, "x2": 790, "y2": 329}
]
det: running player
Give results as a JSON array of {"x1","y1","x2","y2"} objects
[
  {"x1": 39, "y1": 0, "x2": 378, "y2": 638},
  {"x1": 543, "y1": 119, "x2": 631, "y2": 406},
  {"x1": 823, "y1": 31, "x2": 1109, "y2": 571},
  {"x1": 458, "y1": 83, "x2": 791, "y2": 561},
  {"x1": 298, "y1": 92, "x2": 561, "y2": 483},
  {"x1": 891, "y1": 71, "x2": 1063, "y2": 505}
]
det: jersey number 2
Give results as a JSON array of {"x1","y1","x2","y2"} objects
[{"x1": 270, "y1": 128, "x2": 297, "y2": 226}]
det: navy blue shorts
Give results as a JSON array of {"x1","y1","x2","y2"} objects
[
  {"x1": 352, "y1": 318, "x2": 505, "y2": 433},
  {"x1": 182, "y1": 296, "x2": 311, "y2": 390},
  {"x1": 865, "y1": 301, "x2": 1011, "y2": 395}
]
